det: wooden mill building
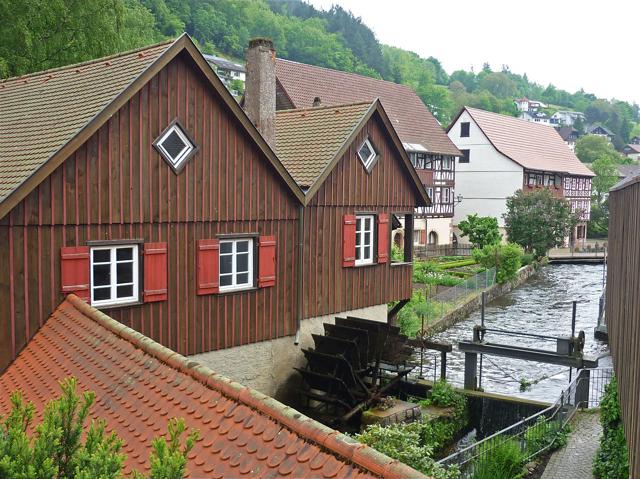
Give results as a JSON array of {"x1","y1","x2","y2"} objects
[
  {"x1": 0, "y1": 36, "x2": 427, "y2": 400},
  {"x1": 275, "y1": 57, "x2": 460, "y2": 247}
]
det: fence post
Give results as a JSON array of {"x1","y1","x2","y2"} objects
[{"x1": 575, "y1": 369, "x2": 591, "y2": 409}]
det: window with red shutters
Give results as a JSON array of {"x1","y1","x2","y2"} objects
[
  {"x1": 258, "y1": 236, "x2": 276, "y2": 288},
  {"x1": 342, "y1": 214, "x2": 356, "y2": 267},
  {"x1": 61, "y1": 246, "x2": 90, "y2": 302},
  {"x1": 143, "y1": 243, "x2": 168, "y2": 302},
  {"x1": 196, "y1": 239, "x2": 219, "y2": 295},
  {"x1": 377, "y1": 213, "x2": 389, "y2": 263}
]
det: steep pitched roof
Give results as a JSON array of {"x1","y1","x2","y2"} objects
[
  {"x1": 0, "y1": 295, "x2": 428, "y2": 479},
  {"x1": 275, "y1": 100, "x2": 430, "y2": 206},
  {"x1": 0, "y1": 35, "x2": 304, "y2": 219},
  {"x1": 556, "y1": 126, "x2": 579, "y2": 141},
  {"x1": 450, "y1": 107, "x2": 594, "y2": 177},
  {"x1": 622, "y1": 144, "x2": 640, "y2": 154},
  {"x1": 275, "y1": 59, "x2": 460, "y2": 157}
]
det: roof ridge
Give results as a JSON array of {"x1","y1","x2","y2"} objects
[
  {"x1": 277, "y1": 58, "x2": 414, "y2": 91},
  {"x1": 64, "y1": 294, "x2": 425, "y2": 479},
  {"x1": 466, "y1": 106, "x2": 560, "y2": 130},
  {"x1": 276, "y1": 100, "x2": 374, "y2": 114},
  {"x1": 0, "y1": 37, "x2": 177, "y2": 85}
]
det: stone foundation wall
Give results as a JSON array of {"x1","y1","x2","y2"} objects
[{"x1": 190, "y1": 304, "x2": 387, "y2": 403}]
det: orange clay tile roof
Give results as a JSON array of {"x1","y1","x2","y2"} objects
[
  {"x1": 275, "y1": 101, "x2": 374, "y2": 189},
  {"x1": 275, "y1": 58, "x2": 461, "y2": 157},
  {"x1": 0, "y1": 295, "x2": 429, "y2": 479},
  {"x1": 459, "y1": 107, "x2": 594, "y2": 177},
  {"x1": 0, "y1": 41, "x2": 174, "y2": 205}
]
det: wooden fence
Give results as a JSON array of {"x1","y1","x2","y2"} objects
[
  {"x1": 605, "y1": 175, "x2": 640, "y2": 478},
  {"x1": 414, "y1": 243, "x2": 474, "y2": 259}
]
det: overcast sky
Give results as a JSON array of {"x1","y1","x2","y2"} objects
[{"x1": 307, "y1": 0, "x2": 639, "y2": 105}]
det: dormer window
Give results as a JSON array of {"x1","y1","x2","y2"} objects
[
  {"x1": 357, "y1": 138, "x2": 377, "y2": 171},
  {"x1": 153, "y1": 121, "x2": 196, "y2": 172}
]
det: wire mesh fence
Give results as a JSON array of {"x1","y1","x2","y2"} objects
[
  {"x1": 438, "y1": 367, "x2": 613, "y2": 478},
  {"x1": 419, "y1": 267, "x2": 497, "y2": 324}
]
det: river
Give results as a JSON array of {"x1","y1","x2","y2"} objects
[{"x1": 423, "y1": 263, "x2": 611, "y2": 403}]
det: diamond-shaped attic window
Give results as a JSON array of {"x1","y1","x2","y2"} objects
[
  {"x1": 357, "y1": 138, "x2": 377, "y2": 171},
  {"x1": 154, "y1": 122, "x2": 196, "y2": 172}
]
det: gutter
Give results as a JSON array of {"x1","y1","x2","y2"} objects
[{"x1": 294, "y1": 204, "x2": 304, "y2": 344}]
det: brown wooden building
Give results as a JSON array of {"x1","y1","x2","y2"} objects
[
  {"x1": 0, "y1": 35, "x2": 428, "y2": 396},
  {"x1": 606, "y1": 173, "x2": 640, "y2": 478},
  {"x1": 0, "y1": 35, "x2": 305, "y2": 372}
]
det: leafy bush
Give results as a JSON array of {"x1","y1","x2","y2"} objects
[
  {"x1": 520, "y1": 252, "x2": 535, "y2": 266},
  {"x1": 473, "y1": 243, "x2": 523, "y2": 283},
  {"x1": 397, "y1": 290, "x2": 439, "y2": 337},
  {"x1": 524, "y1": 416, "x2": 569, "y2": 455},
  {"x1": 458, "y1": 214, "x2": 502, "y2": 248},
  {"x1": 421, "y1": 380, "x2": 467, "y2": 413},
  {"x1": 471, "y1": 439, "x2": 524, "y2": 479},
  {"x1": 391, "y1": 244, "x2": 404, "y2": 262},
  {"x1": 593, "y1": 377, "x2": 629, "y2": 479},
  {"x1": 356, "y1": 423, "x2": 460, "y2": 479},
  {"x1": 0, "y1": 377, "x2": 199, "y2": 479}
]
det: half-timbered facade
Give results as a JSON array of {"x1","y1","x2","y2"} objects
[
  {"x1": 275, "y1": 58, "x2": 460, "y2": 246},
  {"x1": 447, "y1": 107, "x2": 594, "y2": 244}
]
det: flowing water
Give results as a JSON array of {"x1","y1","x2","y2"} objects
[{"x1": 423, "y1": 263, "x2": 610, "y2": 403}]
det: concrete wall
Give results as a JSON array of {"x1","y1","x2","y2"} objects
[
  {"x1": 190, "y1": 304, "x2": 387, "y2": 402},
  {"x1": 448, "y1": 110, "x2": 523, "y2": 228}
]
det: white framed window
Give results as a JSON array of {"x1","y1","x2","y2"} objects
[
  {"x1": 355, "y1": 215, "x2": 374, "y2": 266},
  {"x1": 219, "y1": 238, "x2": 254, "y2": 292},
  {"x1": 357, "y1": 138, "x2": 377, "y2": 171},
  {"x1": 90, "y1": 245, "x2": 139, "y2": 307},
  {"x1": 442, "y1": 157, "x2": 451, "y2": 170},
  {"x1": 154, "y1": 122, "x2": 196, "y2": 171}
]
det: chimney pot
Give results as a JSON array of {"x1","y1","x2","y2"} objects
[{"x1": 244, "y1": 38, "x2": 276, "y2": 148}]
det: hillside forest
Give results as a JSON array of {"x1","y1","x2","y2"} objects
[{"x1": 1, "y1": 0, "x2": 639, "y2": 148}]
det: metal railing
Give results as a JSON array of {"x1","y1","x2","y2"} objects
[{"x1": 438, "y1": 367, "x2": 613, "y2": 477}]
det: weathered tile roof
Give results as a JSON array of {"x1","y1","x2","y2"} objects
[
  {"x1": 275, "y1": 101, "x2": 374, "y2": 189},
  {"x1": 275, "y1": 59, "x2": 461, "y2": 157},
  {"x1": 0, "y1": 295, "x2": 428, "y2": 479},
  {"x1": 458, "y1": 107, "x2": 594, "y2": 177},
  {"x1": 0, "y1": 41, "x2": 173, "y2": 205}
]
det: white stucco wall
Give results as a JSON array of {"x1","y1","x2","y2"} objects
[
  {"x1": 448, "y1": 110, "x2": 523, "y2": 228},
  {"x1": 189, "y1": 304, "x2": 387, "y2": 403}
]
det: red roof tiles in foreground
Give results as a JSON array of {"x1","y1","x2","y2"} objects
[{"x1": 0, "y1": 295, "x2": 429, "y2": 479}]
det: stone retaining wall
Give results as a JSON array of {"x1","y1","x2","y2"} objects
[{"x1": 425, "y1": 262, "x2": 542, "y2": 335}]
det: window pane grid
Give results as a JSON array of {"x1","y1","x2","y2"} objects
[
  {"x1": 355, "y1": 215, "x2": 374, "y2": 266},
  {"x1": 219, "y1": 239, "x2": 253, "y2": 292},
  {"x1": 91, "y1": 245, "x2": 138, "y2": 307}
]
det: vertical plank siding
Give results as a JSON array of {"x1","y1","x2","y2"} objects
[
  {"x1": 0, "y1": 53, "x2": 299, "y2": 370},
  {"x1": 303, "y1": 114, "x2": 414, "y2": 319},
  {"x1": 606, "y1": 179, "x2": 640, "y2": 478}
]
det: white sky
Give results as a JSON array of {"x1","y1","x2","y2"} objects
[{"x1": 307, "y1": 0, "x2": 640, "y2": 105}]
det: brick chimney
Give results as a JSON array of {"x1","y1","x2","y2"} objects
[{"x1": 244, "y1": 38, "x2": 276, "y2": 148}]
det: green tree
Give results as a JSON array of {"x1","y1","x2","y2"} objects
[
  {"x1": 457, "y1": 214, "x2": 501, "y2": 248},
  {"x1": 472, "y1": 243, "x2": 523, "y2": 283},
  {"x1": 575, "y1": 135, "x2": 626, "y2": 164},
  {"x1": 0, "y1": 0, "x2": 160, "y2": 79},
  {"x1": 503, "y1": 189, "x2": 579, "y2": 257},
  {"x1": 591, "y1": 157, "x2": 619, "y2": 204},
  {"x1": 0, "y1": 377, "x2": 198, "y2": 478}
]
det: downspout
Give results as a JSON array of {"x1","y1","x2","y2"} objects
[{"x1": 294, "y1": 204, "x2": 304, "y2": 344}]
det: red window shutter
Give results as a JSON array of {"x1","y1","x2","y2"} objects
[
  {"x1": 143, "y1": 242, "x2": 168, "y2": 302},
  {"x1": 258, "y1": 236, "x2": 276, "y2": 288},
  {"x1": 60, "y1": 246, "x2": 90, "y2": 302},
  {"x1": 196, "y1": 239, "x2": 219, "y2": 295},
  {"x1": 421, "y1": 229, "x2": 427, "y2": 245},
  {"x1": 343, "y1": 214, "x2": 356, "y2": 267},
  {"x1": 377, "y1": 213, "x2": 390, "y2": 263}
]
